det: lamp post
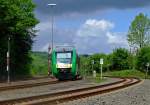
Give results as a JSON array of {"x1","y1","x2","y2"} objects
[
  {"x1": 47, "y1": 3, "x2": 56, "y2": 76},
  {"x1": 48, "y1": 3, "x2": 56, "y2": 50}
]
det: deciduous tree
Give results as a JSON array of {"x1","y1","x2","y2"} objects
[
  {"x1": 0, "y1": 0, "x2": 38, "y2": 79},
  {"x1": 127, "y1": 13, "x2": 150, "y2": 49}
]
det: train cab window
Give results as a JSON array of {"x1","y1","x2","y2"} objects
[{"x1": 56, "y1": 52, "x2": 72, "y2": 64}]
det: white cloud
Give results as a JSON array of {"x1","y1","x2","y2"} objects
[
  {"x1": 35, "y1": 22, "x2": 51, "y2": 32},
  {"x1": 77, "y1": 19, "x2": 114, "y2": 37},
  {"x1": 73, "y1": 19, "x2": 128, "y2": 54},
  {"x1": 33, "y1": 18, "x2": 129, "y2": 54},
  {"x1": 106, "y1": 32, "x2": 128, "y2": 46}
]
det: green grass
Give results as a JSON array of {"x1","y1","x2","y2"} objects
[
  {"x1": 92, "y1": 77, "x2": 106, "y2": 83},
  {"x1": 85, "y1": 75, "x2": 107, "y2": 83},
  {"x1": 103, "y1": 69, "x2": 150, "y2": 79}
]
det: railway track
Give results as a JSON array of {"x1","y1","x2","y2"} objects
[
  {"x1": 0, "y1": 77, "x2": 58, "y2": 91},
  {"x1": 0, "y1": 77, "x2": 141, "y2": 105},
  {"x1": 0, "y1": 77, "x2": 82, "y2": 92}
]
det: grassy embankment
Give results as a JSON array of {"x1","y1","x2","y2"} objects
[
  {"x1": 30, "y1": 52, "x2": 48, "y2": 76},
  {"x1": 103, "y1": 69, "x2": 150, "y2": 79},
  {"x1": 91, "y1": 69, "x2": 150, "y2": 83}
]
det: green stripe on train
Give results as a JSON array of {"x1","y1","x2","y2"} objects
[
  {"x1": 51, "y1": 50, "x2": 58, "y2": 76},
  {"x1": 71, "y1": 48, "x2": 76, "y2": 76}
]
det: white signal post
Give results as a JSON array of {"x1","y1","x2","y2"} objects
[
  {"x1": 7, "y1": 37, "x2": 10, "y2": 83},
  {"x1": 100, "y1": 58, "x2": 103, "y2": 79},
  {"x1": 146, "y1": 63, "x2": 149, "y2": 79},
  {"x1": 91, "y1": 60, "x2": 94, "y2": 76}
]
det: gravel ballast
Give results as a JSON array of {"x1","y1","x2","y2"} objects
[{"x1": 61, "y1": 79, "x2": 150, "y2": 105}]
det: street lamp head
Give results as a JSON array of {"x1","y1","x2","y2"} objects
[{"x1": 48, "y1": 3, "x2": 56, "y2": 6}]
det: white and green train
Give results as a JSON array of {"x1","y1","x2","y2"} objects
[{"x1": 51, "y1": 46, "x2": 80, "y2": 80}]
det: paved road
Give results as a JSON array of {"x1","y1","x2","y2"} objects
[{"x1": 61, "y1": 79, "x2": 150, "y2": 105}]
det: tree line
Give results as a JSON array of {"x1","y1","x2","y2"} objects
[
  {"x1": 80, "y1": 46, "x2": 150, "y2": 74},
  {"x1": 80, "y1": 13, "x2": 150, "y2": 75}
]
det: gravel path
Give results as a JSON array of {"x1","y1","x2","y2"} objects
[
  {"x1": 61, "y1": 79, "x2": 150, "y2": 105},
  {"x1": 0, "y1": 78, "x2": 119, "y2": 101}
]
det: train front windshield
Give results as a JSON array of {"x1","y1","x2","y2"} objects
[{"x1": 56, "y1": 52, "x2": 72, "y2": 64}]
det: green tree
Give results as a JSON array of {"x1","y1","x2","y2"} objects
[
  {"x1": 112, "y1": 48, "x2": 130, "y2": 70},
  {"x1": 0, "y1": 0, "x2": 38, "y2": 79},
  {"x1": 127, "y1": 13, "x2": 150, "y2": 49},
  {"x1": 127, "y1": 53, "x2": 136, "y2": 70},
  {"x1": 136, "y1": 46, "x2": 150, "y2": 72}
]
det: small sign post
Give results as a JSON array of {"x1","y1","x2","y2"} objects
[{"x1": 100, "y1": 58, "x2": 103, "y2": 79}]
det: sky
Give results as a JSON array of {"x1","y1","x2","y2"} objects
[{"x1": 32, "y1": 0, "x2": 150, "y2": 54}]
